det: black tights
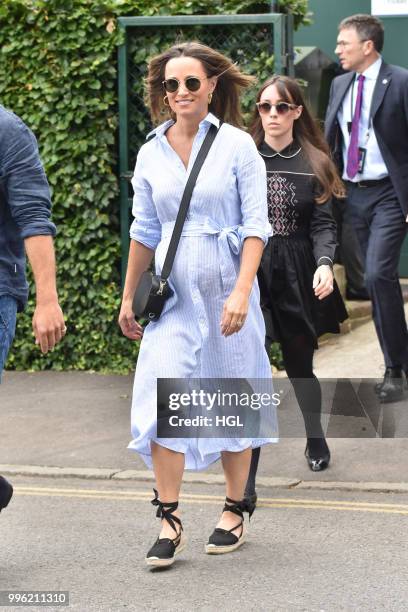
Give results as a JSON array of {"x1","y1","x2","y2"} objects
[{"x1": 246, "y1": 334, "x2": 329, "y2": 496}]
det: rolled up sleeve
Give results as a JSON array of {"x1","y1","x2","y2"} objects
[
  {"x1": 4, "y1": 119, "x2": 56, "y2": 239},
  {"x1": 236, "y1": 135, "x2": 272, "y2": 246},
  {"x1": 129, "y1": 149, "x2": 161, "y2": 250}
]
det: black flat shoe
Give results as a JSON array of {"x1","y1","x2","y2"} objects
[
  {"x1": 376, "y1": 368, "x2": 404, "y2": 403},
  {"x1": 205, "y1": 497, "x2": 254, "y2": 555},
  {"x1": 345, "y1": 288, "x2": 370, "y2": 301},
  {"x1": 375, "y1": 367, "x2": 404, "y2": 396},
  {"x1": 305, "y1": 443, "x2": 331, "y2": 472},
  {"x1": 0, "y1": 476, "x2": 13, "y2": 513},
  {"x1": 145, "y1": 489, "x2": 186, "y2": 568}
]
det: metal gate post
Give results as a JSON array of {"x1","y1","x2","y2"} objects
[
  {"x1": 286, "y1": 12, "x2": 295, "y2": 76},
  {"x1": 118, "y1": 25, "x2": 131, "y2": 283},
  {"x1": 273, "y1": 15, "x2": 284, "y2": 75},
  {"x1": 274, "y1": 14, "x2": 295, "y2": 76}
]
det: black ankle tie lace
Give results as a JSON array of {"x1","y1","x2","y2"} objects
[
  {"x1": 224, "y1": 496, "x2": 255, "y2": 521},
  {"x1": 151, "y1": 488, "x2": 182, "y2": 533}
]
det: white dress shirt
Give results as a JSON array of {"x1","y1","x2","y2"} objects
[{"x1": 337, "y1": 56, "x2": 389, "y2": 181}]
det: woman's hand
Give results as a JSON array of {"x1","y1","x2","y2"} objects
[
  {"x1": 118, "y1": 299, "x2": 144, "y2": 340},
  {"x1": 313, "y1": 264, "x2": 334, "y2": 300},
  {"x1": 220, "y1": 288, "x2": 249, "y2": 336}
]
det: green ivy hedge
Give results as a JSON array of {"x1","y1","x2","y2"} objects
[{"x1": 0, "y1": 0, "x2": 308, "y2": 372}]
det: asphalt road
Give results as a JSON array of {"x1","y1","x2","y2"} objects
[{"x1": 1, "y1": 476, "x2": 407, "y2": 612}]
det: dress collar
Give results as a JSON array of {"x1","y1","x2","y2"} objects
[
  {"x1": 258, "y1": 139, "x2": 301, "y2": 159},
  {"x1": 146, "y1": 112, "x2": 220, "y2": 140}
]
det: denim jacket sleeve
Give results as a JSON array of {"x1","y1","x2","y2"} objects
[{"x1": 1, "y1": 112, "x2": 56, "y2": 239}]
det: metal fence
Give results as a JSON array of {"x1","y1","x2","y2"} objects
[{"x1": 117, "y1": 13, "x2": 294, "y2": 280}]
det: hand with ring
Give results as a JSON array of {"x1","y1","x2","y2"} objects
[{"x1": 220, "y1": 289, "x2": 248, "y2": 336}]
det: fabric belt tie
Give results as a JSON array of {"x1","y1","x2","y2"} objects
[{"x1": 161, "y1": 218, "x2": 241, "y2": 294}]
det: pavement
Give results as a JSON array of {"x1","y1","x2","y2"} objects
[{"x1": 0, "y1": 301, "x2": 407, "y2": 492}]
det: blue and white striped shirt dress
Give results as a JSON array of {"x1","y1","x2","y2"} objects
[{"x1": 128, "y1": 113, "x2": 278, "y2": 470}]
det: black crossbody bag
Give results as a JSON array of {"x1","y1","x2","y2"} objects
[{"x1": 132, "y1": 123, "x2": 220, "y2": 322}]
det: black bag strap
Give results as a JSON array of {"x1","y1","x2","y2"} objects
[{"x1": 161, "y1": 122, "x2": 220, "y2": 281}]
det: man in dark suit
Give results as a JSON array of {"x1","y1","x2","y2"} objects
[{"x1": 325, "y1": 14, "x2": 408, "y2": 402}]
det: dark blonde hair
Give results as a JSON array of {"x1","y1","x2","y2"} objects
[
  {"x1": 146, "y1": 41, "x2": 255, "y2": 126},
  {"x1": 250, "y1": 75, "x2": 345, "y2": 203}
]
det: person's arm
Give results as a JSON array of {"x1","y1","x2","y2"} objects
[
  {"x1": 118, "y1": 240, "x2": 154, "y2": 340},
  {"x1": 118, "y1": 146, "x2": 161, "y2": 340},
  {"x1": 221, "y1": 135, "x2": 270, "y2": 336},
  {"x1": 324, "y1": 78, "x2": 336, "y2": 129},
  {"x1": 25, "y1": 235, "x2": 65, "y2": 352},
  {"x1": 221, "y1": 237, "x2": 264, "y2": 336},
  {"x1": 310, "y1": 197, "x2": 337, "y2": 263},
  {"x1": 4, "y1": 117, "x2": 56, "y2": 240},
  {"x1": 310, "y1": 197, "x2": 337, "y2": 301},
  {"x1": 3, "y1": 116, "x2": 65, "y2": 352}
]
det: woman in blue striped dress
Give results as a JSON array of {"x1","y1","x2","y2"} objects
[{"x1": 118, "y1": 42, "x2": 277, "y2": 567}]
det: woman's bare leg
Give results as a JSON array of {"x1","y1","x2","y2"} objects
[
  {"x1": 217, "y1": 447, "x2": 252, "y2": 530},
  {"x1": 151, "y1": 441, "x2": 185, "y2": 538}
]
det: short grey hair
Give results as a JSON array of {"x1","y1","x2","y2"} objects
[{"x1": 339, "y1": 14, "x2": 384, "y2": 52}]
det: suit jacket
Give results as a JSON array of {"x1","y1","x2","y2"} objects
[{"x1": 325, "y1": 60, "x2": 408, "y2": 217}]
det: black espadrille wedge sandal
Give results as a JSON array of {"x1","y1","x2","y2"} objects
[
  {"x1": 205, "y1": 496, "x2": 254, "y2": 555},
  {"x1": 145, "y1": 489, "x2": 186, "y2": 567}
]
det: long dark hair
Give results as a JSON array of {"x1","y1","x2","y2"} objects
[
  {"x1": 250, "y1": 75, "x2": 345, "y2": 203},
  {"x1": 146, "y1": 41, "x2": 255, "y2": 126}
]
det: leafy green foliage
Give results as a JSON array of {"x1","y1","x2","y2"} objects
[
  {"x1": 0, "y1": 0, "x2": 307, "y2": 372},
  {"x1": 127, "y1": 23, "x2": 277, "y2": 164},
  {"x1": 270, "y1": 342, "x2": 284, "y2": 370}
]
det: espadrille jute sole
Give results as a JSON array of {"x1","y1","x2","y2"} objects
[
  {"x1": 205, "y1": 533, "x2": 245, "y2": 555},
  {"x1": 145, "y1": 535, "x2": 187, "y2": 567}
]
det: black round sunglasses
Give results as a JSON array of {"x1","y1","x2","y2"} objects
[{"x1": 162, "y1": 76, "x2": 207, "y2": 93}]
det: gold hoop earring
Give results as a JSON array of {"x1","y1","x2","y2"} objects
[
  {"x1": 163, "y1": 95, "x2": 170, "y2": 107},
  {"x1": 208, "y1": 92, "x2": 213, "y2": 104}
]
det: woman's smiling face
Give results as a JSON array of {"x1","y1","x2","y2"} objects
[{"x1": 163, "y1": 56, "x2": 216, "y2": 120}]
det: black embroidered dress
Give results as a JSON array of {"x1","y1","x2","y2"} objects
[{"x1": 258, "y1": 140, "x2": 348, "y2": 348}]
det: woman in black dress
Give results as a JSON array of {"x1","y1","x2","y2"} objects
[{"x1": 245, "y1": 75, "x2": 348, "y2": 506}]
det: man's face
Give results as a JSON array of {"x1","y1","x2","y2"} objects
[{"x1": 335, "y1": 27, "x2": 371, "y2": 72}]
